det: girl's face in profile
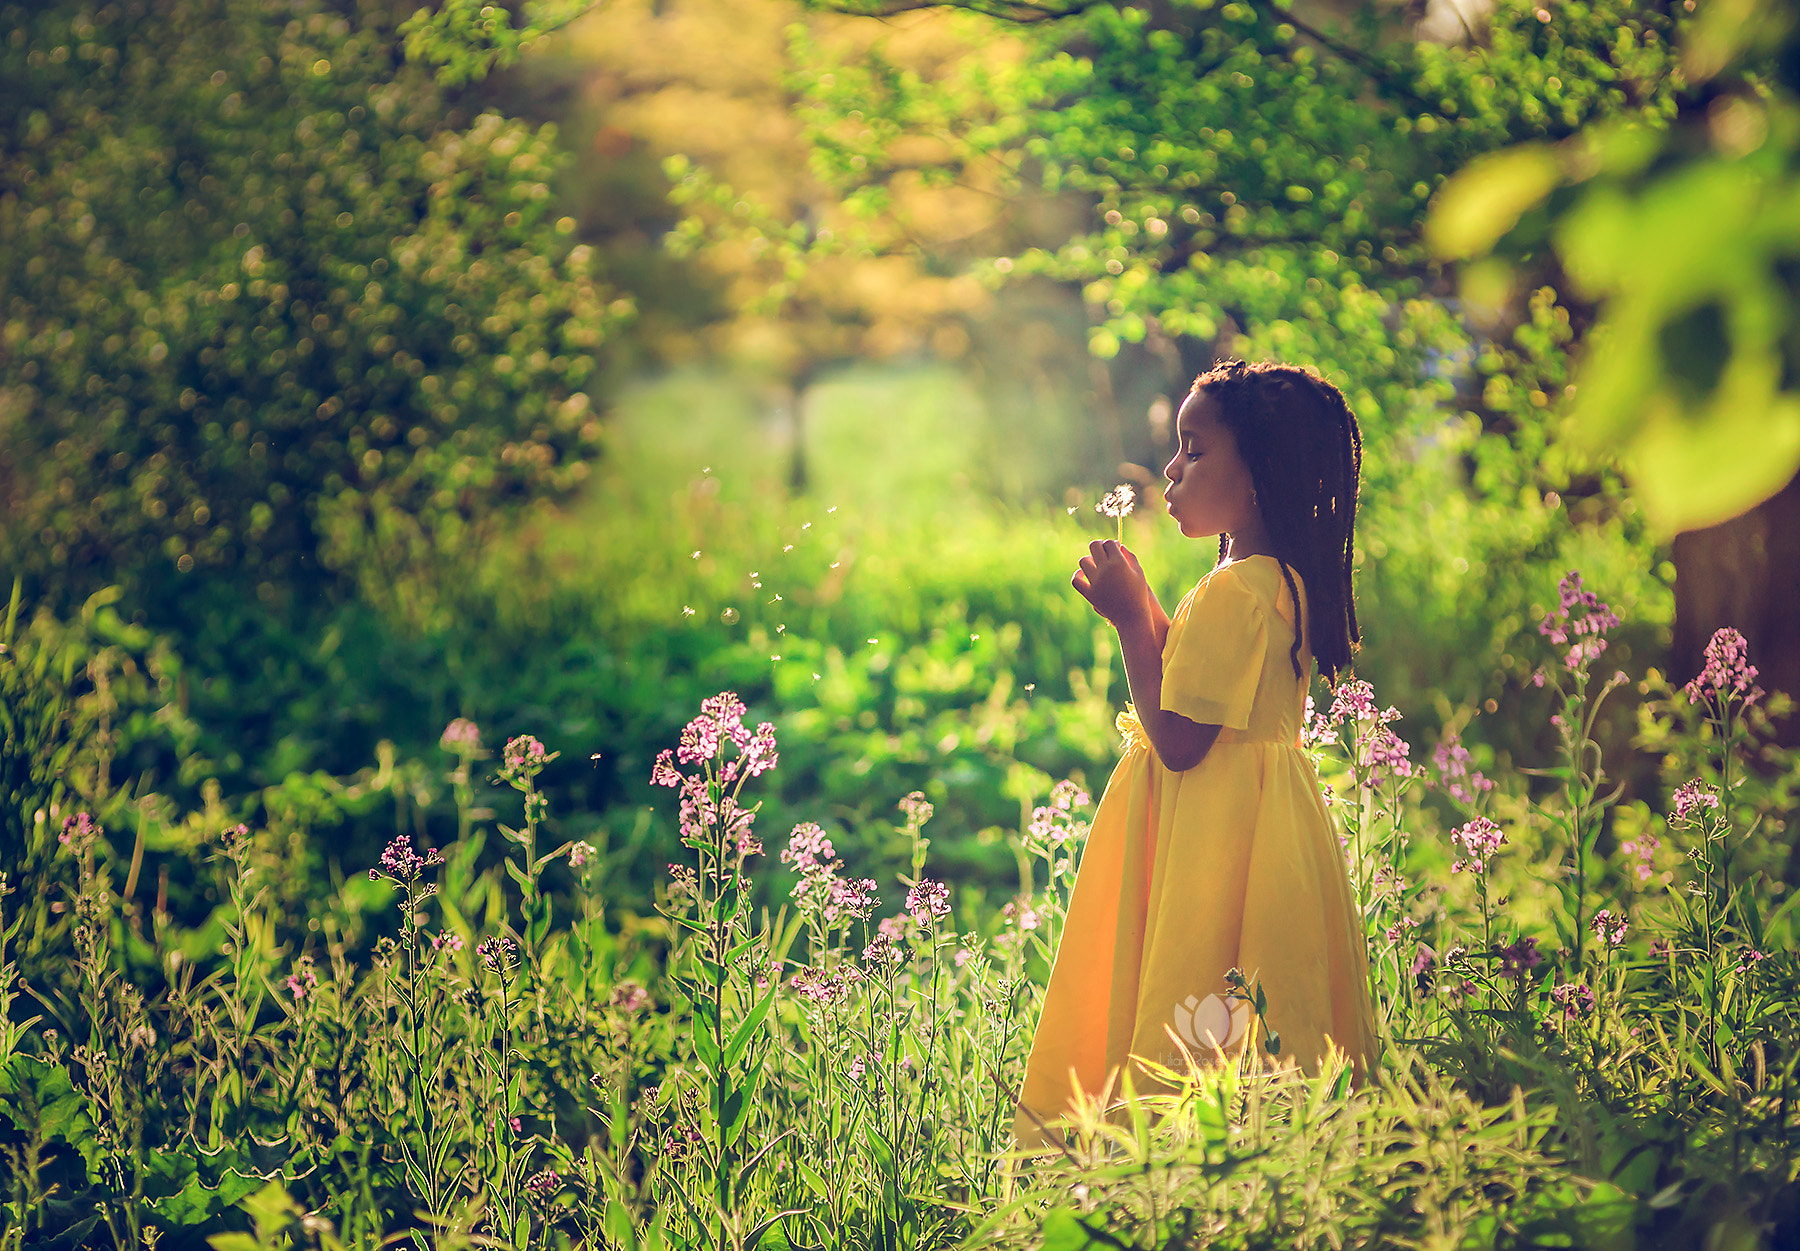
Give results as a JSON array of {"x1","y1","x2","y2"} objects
[{"x1": 1161, "y1": 389, "x2": 1260, "y2": 542}]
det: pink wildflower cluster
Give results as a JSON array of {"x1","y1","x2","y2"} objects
[
  {"x1": 1300, "y1": 694, "x2": 1338, "y2": 749},
  {"x1": 668, "y1": 692, "x2": 778, "y2": 778},
  {"x1": 1448, "y1": 816, "x2": 1506, "y2": 875},
  {"x1": 1320, "y1": 679, "x2": 1415, "y2": 787},
  {"x1": 788, "y1": 961, "x2": 865, "y2": 1005},
  {"x1": 609, "y1": 980, "x2": 649, "y2": 1012},
  {"x1": 1027, "y1": 780, "x2": 1091, "y2": 850},
  {"x1": 779, "y1": 821, "x2": 879, "y2": 924},
  {"x1": 1670, "y1": 778, "x2": 1721, "y2": 825},
  {"x1": 906, "y1": 878, "x2": 952, "y2": 926},
  {"x1": 897, "y1": 791, "x2": 934, "y2": 828},
  {"x1": 650, "y1": 693, "x2": 777, "y2": 854},
  {"x1": 284, "y1": 963, "x2": 318, "y2": 1001},
  {"x1": 439, "y1": 718, "x2": 481, "y2": 754},
  {"x1": 1000, "y1": 896, "x2": 1043, "y2": 932},
  {"x1": 1590, "y1": 909, "x2": 1629, "y2": 948},
  {"x1": 1537, "y1": 571, "x2": 1621, "y2": 672},
  {"x1": 567, "y1": 840, "x2": 597, "y2": 869},
  {"x1": 781, "y1": 822, "x2": 839, "y2": 877},
  {"x1": 370, "y1": 833, "x2": 445, "y2": 884},
  {"x1": 1550, "y1": 981, "x2": 1594, "y2": 1022},
  {"x1": 863, "y1": 914, "x2": 909, "y2": 966},
  {"x1": 1620, "y1": 822, "x2": 1660, "y2": 883},
  {"x1": 59, "y1": 812, "x2": 100, "y2": 853},
  {"x1": 1385, "y1": 914, "x2": 1419, "y2": 945},
  {"x1": 476, "y1": 935, "x2": 518, "y2": 973},
  {"x1": 1683, "y1": 627, "x2": 1763, "y2": 708},
  {"x1": 429, "y1": 931, "x2": 465, "y2": 954},
  {"x1": 1494, "y1": 935, "x2": 1542, "y2": 980},
  {"x1": 1737, "y1": 946, "x2": 1768, "y2": 974},
  {"x1": 500, "y1": 734, "x2": 553, "y2": 785},
  {"x1": 1430, "y1": 732, "x2": 1494, "y2": 806},
  {"x1": 524, "y1": 1169, "x2": 561, "y2": 1202}
]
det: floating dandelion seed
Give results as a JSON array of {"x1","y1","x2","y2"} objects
[
  {"x1": 682, "y1": 605, "x2": 695, "y2": 616},
  {"x1": 828, "y1": 506, "x2": 837, "y2": 513},
  {"x1": 830, "y1": 561, "x2": 841, "y2": 569},
  {"x1": 777, "y1": 624, "x2": 786, "y2": 633},
  {"x1": 702, "y1": 466, "x2": 711, "y2": 473},
  {"x1": 691, "y1": 550, "x2": 701, "y2": 559},
  {"x1": 1097, "y1": 483, "x2": 1136, "y2": 541},
  {"x1": 868, "y1": 638, "x2": 879, "y2": 644},
  {"x1": 772, "y1": 654, "x2": 781, "y2": 661},
  {"x1": 771, "y1": 593, "x2": 783, "y2": 602},
  {"x1": 1066, "y1": 506, "x2": 1077, "y2": 515},
  {"x1": 722, "y1": 607, "x2": 740, "y2": 624},
  {"x1": 752, "y1": 581, "x2": 762, "y2": 588},
  {"x1": 813, "y1": 672, "x2": 821, "y2": 680},
  {"x1": 802, "y1": 521, "x2": 812, "y2": 530},
  {"x1": 590, "y1": 753, "x2": 603, "y2": 762},
  {"x1": 971, "y1": 633, "x2": 979, "y2": 640},
  {"x1": 784, "y1": 544, "x2": 794, "y2": 552},
  {"x1": 1025, "y1": 683, "x2": 1036, "y2": 692}
]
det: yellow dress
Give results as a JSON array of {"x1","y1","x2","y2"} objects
[{"x1": 1012, "y1": 554, "x2": 1379, "y2": 1151}]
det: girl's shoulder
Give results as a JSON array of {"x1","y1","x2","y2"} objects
[{"x1": 1198, "y1": 555, "x2": 1304, "y2": 619}]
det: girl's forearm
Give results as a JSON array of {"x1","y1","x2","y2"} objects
[{"x1": 1114, "y1": 611, "x2": 1215, "y2": 772}]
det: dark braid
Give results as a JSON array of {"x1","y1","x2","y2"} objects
[{"x1": 1189, "y1": 359, "x2": 1363, "y2": 690}]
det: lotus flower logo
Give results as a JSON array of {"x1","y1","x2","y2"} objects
[{"x1": 1174, "y1": 992, "x2": 1251, "y2": 1052}]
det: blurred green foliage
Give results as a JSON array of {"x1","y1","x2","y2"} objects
[
  {"x1": 1431, "y1": 0, "x2": 1800, "y2": 535},
  {"x1": 0, "y1": 0, "x2": 622, "y2": 606}
]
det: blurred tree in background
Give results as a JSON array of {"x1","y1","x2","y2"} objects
[
  {"x1": 1431, "y1": 0, "x2": 1800, "y2": 745},
  {"x1": 0, "y1": 0, "x2": 621, "y2": 617}
]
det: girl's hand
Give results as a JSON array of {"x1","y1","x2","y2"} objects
[{"x1": 1073, "y1": 540, "x2": 1151, "y2": 627}]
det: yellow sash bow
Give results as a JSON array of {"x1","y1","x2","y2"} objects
[{"x1": 1116, "y1": 702, "x2": 1153, "y2": 756}]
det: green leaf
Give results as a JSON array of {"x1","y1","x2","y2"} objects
[
  {"x1": 1041, "y1": 1208, "x2": 1096, "y2": 1251},
  {"x1": 1426, "y1": 143, "x2": 1562, "y2": 260}
]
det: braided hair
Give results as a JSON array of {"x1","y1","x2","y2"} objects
[{"x1": 1188, "y1": 358, "x2": 1363, "y2": 690}]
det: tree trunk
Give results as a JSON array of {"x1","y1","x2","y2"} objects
[{"x1": 1670, "y1": 467, "x2": 1800, "y2": 756}]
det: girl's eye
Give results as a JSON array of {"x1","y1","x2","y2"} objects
[{"x1": 1184, "y1": 448, "x2": 1200, "y2": 461}]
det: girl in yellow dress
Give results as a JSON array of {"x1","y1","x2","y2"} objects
[{"x1": 1012, "y1": 358, "x2": 1380, "y2": 1153}]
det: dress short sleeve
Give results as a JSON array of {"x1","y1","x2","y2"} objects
[{"x1": 1160, "y1": 566, "x2": 1266, "y2": 731}]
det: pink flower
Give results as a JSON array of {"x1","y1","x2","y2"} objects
[
  {"x1": 439, "y1": 718, "x2": 481, "y2": 753},
  {"x1": 1300, "y1": 694, "x2": 1339, "y2": 748},
  {"x1": 905, "y1": 878, "x2": 952, "y2": 926},
  {"x1": 787, "y1": 962, "x2": 864, "y2": 1005},
  {"x1": 782, "y1": 822, "x2": 840, "y2": 878},
  {"x1": 429, "y1": 931, "x2": 465, "y2": 954},
  {"x1": 898, "y1": 791, "x2": 935, "y2": 827},
  {"x1": 284, "y1": 966, "x2": 318, "y2": 1000},
  {"x1": 1670, "y1": 778, "x2": 1721, "y2": 825},
  {"x1": 1684, "y1": 627, "x2": 1763, "y2": 708},
  {"x1": 1550, "y1": 981, "x2": 1594, "y2": 1021},
  {"x1": 847, "y1": 1055, "x2": 866, "y2": 1081},
  {"x1": 1619, "y1": 829, "x2": 1660, "y2": 884},
  {"x1": 568, "y1": 840, "x2": 597, "y2": 869},
  {"x1": 1325, "y1": 678, "x2": 1378, "y2": 724},
  {"x1": 375, "y1": 834, "x2": 434, "y2": 882},
  {"x1": 1048, "y1": 780, "x2": 1089, "y2": 811},
  {"x1": 651, "y1": 749, "x2": 681, "y2": 788},
  {"x1": 500, "y1": 734, "x2": 551, "y2": 784},
  {"x1": 1737, "y1": 946, "x2": 1767, "y2": 973},
  {"x1": 609, "y1": 980, "x2": 649, "y2": 1012},
  {"x1": 823, "y1": 876, "x2": 880, "y2": 925},
  {"x1": 1537, "y1": 571, "x2": 1621, "y2": 672},
  {"x1": 1590, "y1": 909, "x2": 1629, "y2": 947},
  {"x1": 1448, "y1": 816, "x2": 1506, "y2": 874},
  {"x1": 477, "y1": 935, "x2": 518, "y2": 972},
  {"x1": 1494, "y1": 935, "x2": 1542, "y2": 980},
  {"x1": 525, "y1": 1169, "x2": 560, "y2": 1202},
  {"x1": 1429, "y1": 732, "x2": 1494, "y2": 806},
  {"x1": 58, "y1": 812, "x2": 100, "y2": 852},
  {"x1": 741, "y1": 720, "x2": 778, "y2": 778}
]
